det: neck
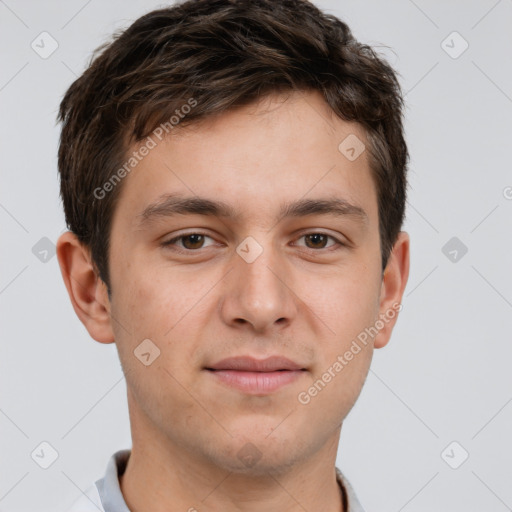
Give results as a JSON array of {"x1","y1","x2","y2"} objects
[{"x1": 119, "y1": 400, "x2": 344, "y2": 512}]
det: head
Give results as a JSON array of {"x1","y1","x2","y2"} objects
[{"x1": 57, "y1": 0, "x2": 409, "y2": 475}]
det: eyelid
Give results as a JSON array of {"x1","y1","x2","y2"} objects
[
  {"x1": 291, "y1": 231, "x2": 346, "y2": 250},
  {"x1": 162, "y1": 231, "x2": 217, "y2": 251},
  {"x1": 161, "y1": 230, "x2": 347, "y2": 254}
]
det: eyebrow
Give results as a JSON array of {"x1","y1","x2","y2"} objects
[{"x1": 137, "y1": 193, "x2": 368, "y2": 228}]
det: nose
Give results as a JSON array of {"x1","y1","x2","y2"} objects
[{"x1": 219, "y1": 240, "x2": 298, "y2": 334}]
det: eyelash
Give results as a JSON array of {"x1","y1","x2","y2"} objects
[{"x1": 161, "y1": 232, "x2": 345, "y2": 254}]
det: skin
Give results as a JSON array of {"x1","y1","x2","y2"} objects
[{"x1": 57, "y1": 89, "x2": 409, "y2": 512}]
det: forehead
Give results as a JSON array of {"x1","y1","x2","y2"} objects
[{"x1": 112, "y1": 90, "x2": 377, "y2": 228}]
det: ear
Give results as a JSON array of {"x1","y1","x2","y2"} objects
[
  {"x1": 373, "y1": 231, "x2": 410, "y2": 349},
  {"x1": 56, "y1": 231, "x2": 114, "y2": 344}
]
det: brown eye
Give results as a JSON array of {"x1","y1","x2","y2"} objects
[
  {"x1": 293, "y1": 232, "x2": 343, "y2": 251},
  {"x1": 181, "y1": 234, "x2": 205, "y2": 249},
  {"x1": 162, "y1": 233, "x2": 216, "y2": 251},
  {"x1": 304, "y1": 233, "x2": 329, "y2": 249}
]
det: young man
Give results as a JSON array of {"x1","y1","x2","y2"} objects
[{"x1": 57, "y1": 0, "x2": 410, "y2": 510}]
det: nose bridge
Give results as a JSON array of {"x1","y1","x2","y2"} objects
[{"x1": 240, "y1": 245, "x2": 281, "y2": 300}]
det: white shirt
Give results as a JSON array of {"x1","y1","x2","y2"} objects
[{"x1": 65, "y1": 449, "x2": 365, "y2": 511}]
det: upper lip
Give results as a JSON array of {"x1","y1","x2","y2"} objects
[{"x1": 206, "y1": 356, "x2": 306, "y2": 372}]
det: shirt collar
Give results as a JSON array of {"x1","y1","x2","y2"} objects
[
  {"x1": 95, "y1": 449, "x2": 131, "y2": 512},
  {"x1": 96, "y1": 449, "x2": 364, "y2": 512}
]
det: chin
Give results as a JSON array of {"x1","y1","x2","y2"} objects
[{"x1": 205, "y1": 428, "x2": 307, "y2": 476}]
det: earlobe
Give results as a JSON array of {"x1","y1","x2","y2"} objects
[
  {"x1": 56, "y1": 231, "x2": 115, "y2": 344},
  {"x1": 373, "y1": 231, "x2": 410, "y2": 349}
]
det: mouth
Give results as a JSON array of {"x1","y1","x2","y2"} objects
[{"x1": 204, "y1": 355, "x2": 307, "y2": 394}]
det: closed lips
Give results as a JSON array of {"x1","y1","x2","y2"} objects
[{"x1": 205, "y1": 355, "x2": 307, "y2": 372}]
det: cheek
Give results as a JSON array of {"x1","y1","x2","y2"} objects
[
  {"x1": 292, "y1": 342, "x2": 372, "y2": 448},
  {"x1": 108, "y1": 273, "x2": 201, "y2": 419},
  {"x1": 111, "y1": 253, "x2": 199, "y2": 335},
  {"x1": 307, "y1": 265, "x2": 381, "y2": 342},
  {"x1": 301, "y1": 264, "x2": 379, "y2": 407},
  {"x1": 109, "y1": 261, "x2": 213, "y2": 382},
  {"x1": 299, "y1": 327, "x2": 374, "y2": 424}
]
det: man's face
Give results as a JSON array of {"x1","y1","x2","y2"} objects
[{"x1": 106, "y1": 90, "x2": 386, "y2": 474}]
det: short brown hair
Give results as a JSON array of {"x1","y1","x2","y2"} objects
[{"x1": 58, "y1": 0, "x2": 409, "y2": 293}]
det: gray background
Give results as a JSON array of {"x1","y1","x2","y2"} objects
[{"x1": 1, "y1": 0, "x2": 511, "y2": 510}]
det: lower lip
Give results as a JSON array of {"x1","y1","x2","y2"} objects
[{"x1": 206, "y1": 369, "x2": 305, "y2": 394}]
